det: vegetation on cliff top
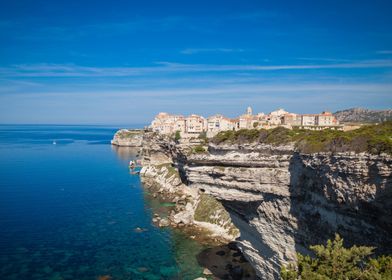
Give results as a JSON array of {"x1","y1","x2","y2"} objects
[
  {"x1": 211, "y1": 122, "x2": 392, "y2": 155},
  {"x1": 115, "y1": 129, "x2": 142, "y2": 139},
  {"x1": 281, "y1": 234, "x2": 392, "y2": 280},
  {"x1": 191, "y1": 145, "x2": 207, "y2": 154},
  {"x1": 156, "y1": 163, "x2": 180, "y2": 179}
]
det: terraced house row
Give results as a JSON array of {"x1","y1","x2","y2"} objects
[{"x1": 150, "y1": 107, "x2": 342, "y2": 137}]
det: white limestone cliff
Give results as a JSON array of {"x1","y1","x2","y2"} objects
[
  {"x1": 111, "y1": 129, "x2": 143, "y2": 147},
  {"x1": 138, "y1": 132, "x2": 392, "y2": 279}
]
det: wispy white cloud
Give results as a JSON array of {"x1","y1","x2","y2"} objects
[
  {"x1": 181, "y1": 48, "x2": 245, "y2": 54},
  {"x1": 2, "y1": 81, "x2": 391, "y2": 97},
  {"x1": 295, "y1": 57, "x2": 353, "y2": 63},
  {"x1": 2, "y1": 78, "x2": 390, "y2": 124},
  {"x1": 1, "y1": 60, "x2": 392, "y2": 77}
]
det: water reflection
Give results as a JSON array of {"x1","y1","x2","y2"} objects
[{"x1": 111, "y1": 145, "x2": 141, "y2": 162}]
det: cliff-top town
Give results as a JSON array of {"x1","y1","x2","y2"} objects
[{"x1": 150, "y1": 107, "x2": 341, "y2": 138}]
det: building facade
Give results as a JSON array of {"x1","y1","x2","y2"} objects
[
  {"x1": 301, "y1": 114, "x2": 317, "y2": 126},
  {"x1": 282, "y1": 113, "x2": 301, "y2": 126},
  {"x1": 207, "y1": 114, "x2": 236, "y2": 137},
  {"x1": 316, "y1": 111, "x2": 338, "y2": 126},
  {"x1": 150, "y1": 107, "x2": 343, "y2": 136},
  {"x1": 185, "y1": 114, "x2": 206, "y2": 134},
  {"x1": 150, "y1": 113, "x2": 185, "y2": 134}
]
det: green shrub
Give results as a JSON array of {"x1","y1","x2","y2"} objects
[
  {"x1": 211, "y1": 122, "x2": 392, "y2": 155},
  {"x1": 213, "y1": 130, "x2": 236, "y2": 144},
  {"x1": 155, "y1": 163, "x2": 180, "y2": 179},
  {"x1": 192, "y1": 145, "x2": 206, "y2": 154},
  {"x1": 174, "y1": 130, "x2": 181, "y2": 141},
  {"x1": 281, "y1": 234, "x2": 392, "y2": 280},
  {"x1": 194, "y1": 193, "x2": 239, "y2": 237}
]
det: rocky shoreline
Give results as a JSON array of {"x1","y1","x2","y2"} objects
[
  {"x1": 112, "y1": 130, "x2": 256, "y2": 279},
  {"x1": 138, "y1": 133, "x2": 240, "y2": 242},
  {"x1": 112, "y1": 129, "x2": 392, "y2": 279}
]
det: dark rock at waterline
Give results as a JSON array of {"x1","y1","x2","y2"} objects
[
  {"x1": 197, "y1": 244, "x2": 256, "y2": 279},
  {"x1": 227, "y1": 242, "x2": 239, "y2": 251},
  {"x1": 230, "y1": 265, "x2": 244, "y2": 280},
  {"x1": 216, "y1": 250, "x2": 226, "y2": 256}
]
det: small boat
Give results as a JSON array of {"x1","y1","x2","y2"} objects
[
  {"x1": 53, "y1": 141, "x2": 57, "y2": 145},
  {"x1": 129, "y1": 160, "x2": 136, "y2": 169}
]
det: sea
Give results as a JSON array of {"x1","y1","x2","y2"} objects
[{"x1": 0, "y1": 125, "x2": 207, "y2": 280}]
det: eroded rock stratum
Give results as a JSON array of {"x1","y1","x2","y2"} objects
[{"x1": 139, "y1": 132, "x2": 392, "y2": 279}]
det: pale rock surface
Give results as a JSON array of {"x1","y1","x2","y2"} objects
[
  {"x1": 138, "y1": 132, "x2": 392, "y2": 279},
  {"x1": 185, "y1": 143, "x2": 392, "y2": 279},
  {"x1": 111, "y1": 129, "x2": 143, "y2": 147}
]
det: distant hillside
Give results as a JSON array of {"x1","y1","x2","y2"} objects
[{"x1": 334, "y1": 108, "x2": 392, "y2": 123}]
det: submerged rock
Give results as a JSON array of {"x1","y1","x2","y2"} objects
[
  {"x1": 158, "y1": 218, "x2": 170, "y2": 227},
  {"x1": 97, "y1": 275, "x2": 112, "y2": 280},
  {"x1": 203, "y1": 268, "x2": 213, "y2": 275},
  {"x1": 137, "y1": 267, "x2": 149, "y2": 273},
  {"x1": 133, "y1": 227, "x2": 147, "y2": 233}
]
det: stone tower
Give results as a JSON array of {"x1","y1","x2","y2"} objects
[{"x1": 246, "y1": 106, "x2": 253, "y2": 116}]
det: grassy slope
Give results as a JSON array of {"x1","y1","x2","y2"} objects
[{"x1": 211, "y1": 122, "x2": 392, "y2": 155}]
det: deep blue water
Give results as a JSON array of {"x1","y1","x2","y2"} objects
[{"x1": 0, "y1": 125, "x2": 205, "y2": 280}]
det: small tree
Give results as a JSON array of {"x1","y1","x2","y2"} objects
[
  {"x1": 174, "y1": 130, "x2": 181, "y2": 141},
  {"x1": 281, "y1": 234, "x2": 392, "y2": 280},
  {"x1": 192, "y1": 145, "x2": 206, "y2": 154}
]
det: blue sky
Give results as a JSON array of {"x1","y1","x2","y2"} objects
[{"x1": 0, "y1": 0, "x2": 391, "y2": 125}]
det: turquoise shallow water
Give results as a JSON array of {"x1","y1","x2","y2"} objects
[{"x1": 0, "y1": 125, "x2": 205, "y2": 280}]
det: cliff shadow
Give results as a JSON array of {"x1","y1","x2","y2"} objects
[
  {"x1": 196, "y1": 242, "x2": 258, "y2": 280},
  {"x1": 287, "y1": 152, "x2": 392, "y2": 258}
]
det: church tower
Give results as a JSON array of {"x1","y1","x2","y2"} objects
[{"x1": 246, "y1": 106, "x2": 253, "y2": 116}]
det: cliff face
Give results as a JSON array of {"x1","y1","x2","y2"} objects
[
  {"x1": 139, "y1": 133, "x2": 239, "y2": 240},
  {"x1": 138, "y1": 133, "x2": 392, "y2": 279},
  {"x1": 111, "y1": 129, "x2": 143, "y2": 147},
  {"x1": 184, "y1": 143, "x2": 392, "y2": 279}
]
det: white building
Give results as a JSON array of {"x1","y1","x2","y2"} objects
[
  {"x1": 301, "y1": 115, "x2": 317, "y2": 126},
  {"x1": 207, "y1": 114, "x2": 235, "y2": 137},
  {"x1": 316, "y1": 111, "x2": 339, "y2": 126},
  {"x1": 151, "y1": 108, "x2": 343, "y2": 136},
  {"x1": 238, "y1": 106, "x2": 259, "y2": 129},
  {"x1": 269, "y1": 108, "x2": 288, "y2": 117},
  {"x1": 185, "y1": 114, "x2": 206, "y2": 134},
  {"x1": 150, "y1": 113, "x2": 186, "y2": 134},
  {"x1": 282, "y1": 113, "x2": 301, "y2": 126}
]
